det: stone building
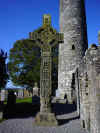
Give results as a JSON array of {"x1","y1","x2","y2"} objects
[
  {"x1": 57, "y1": 0, "x2": 100, "y2": 133},
  {"x1": 58, "y1": 0, "x2": 88, "y2": 103},
  {"x1": 75, "y1": 43, "x2": 100, "y2": 133}
]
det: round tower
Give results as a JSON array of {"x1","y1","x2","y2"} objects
[{"x1": 58, "y1": 0, "x2": 88, "y2": 103}]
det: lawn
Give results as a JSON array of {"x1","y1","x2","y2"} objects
[
  {"x1": 16, "y1": 97, "x2": 32, "y2": 103},
  {"x1": 4, "y1": 97, "x2": 32, "y2": 104}
]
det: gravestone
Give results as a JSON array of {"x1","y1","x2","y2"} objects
[
  {"x1": 33, "y1": 82, "x2": 39, "y2": 96},
  {"x1": 7, "y1": 91, "x2": 16, "y2": 106},
  {"x1": 29, "y1": 14, "x2": 63, "y2": 126},
  {"x1": 18, "y1": 89, "x2": 24, "y2": 98},
  {"x1": 0, "y1": 89, "x2": 5, "y2": 104},
  {"x1": 24, "y1": 90, "x2": 29, "y2": 98},
  {"x1": 6, "y1": 90, "x2": 16, "y2": 117},
  {"x1": 0, "y1": 89, "x2": 5, "y2": 119}
]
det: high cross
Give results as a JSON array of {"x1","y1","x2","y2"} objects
[
  {"x1": 29, "y1": 14, "x2": 63, "y2": 48},
  {"x1": 29, "y1": 14, "x2": 63, "y2": 126}
]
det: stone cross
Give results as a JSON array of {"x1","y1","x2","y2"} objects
[{"x1": 29, "y1": 14, "x2": 63, "y2": 126}]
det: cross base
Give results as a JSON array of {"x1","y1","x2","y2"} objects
[{"x1": 34, "y1": 112, "x2": 58, "y2": 126}]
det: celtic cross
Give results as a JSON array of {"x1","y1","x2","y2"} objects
[{"x1": 29, "y1": 14, "x2": 63, "y2": 126}]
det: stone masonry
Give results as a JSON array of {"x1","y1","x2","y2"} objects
[
  {"x1": 75, "y1": 43, "x2": 100, "y2": 133},
  {"x1": 29, "y1": 14, "x2": 63, "y2": 126},
  {"x1": 58, "y1": 0, "x2": 88, "y2": 103},
  {"x1": 57, "y1": 0, "x2": 100, "y2": 133}
]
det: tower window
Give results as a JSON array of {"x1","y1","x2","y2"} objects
[
  {"x1": 72, "y1": 45, "x2": 75, "y2": 50},
  {"x1": 82, "y1": 120, "x2": 85, "y2": 128}
]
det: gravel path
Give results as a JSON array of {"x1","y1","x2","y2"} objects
[{"x1": 0, "y1": 112, "x2": 88, "y2": 133}]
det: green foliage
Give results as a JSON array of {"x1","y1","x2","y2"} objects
[
  {"x1": 0, "y1": 118, "x2": 6, "y2": 123},
  {"x1": 8, "y1": 39, "x2": 41, "y2": 89},
  {"x1": 4, "y1": 96, "x2": 32, "y2": 105},
  {"x1": 8, "y1": 39, "x2": 58, "y2": 93},
  {"x1": 0, "y1": 49, "x2": 8, "y2": 90},
  {"x1": 16, "y1": 97, "x2": 32, "y2": 103}
]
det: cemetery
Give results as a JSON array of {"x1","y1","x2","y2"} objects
[
  {"x1": 0, "y1": 0, "x2": 100, "y2": 133},
  {"x1": 0, "y1": 15, "x2": 87, "y2": 133}
]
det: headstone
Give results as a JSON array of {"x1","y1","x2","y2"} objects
[
  {"x1": 29, "y1": 14, "x2": 63, "y2": 126},
  {"x1": 7, "y1": 91, "x2": 16, "y2": 106},
  {"x1": 24, "y1": 90, "x2": 29, "y2": 98},
  {"x1": 5, "y1": 90, "x2": 8, "y2": 101},
  {"x1": 0, "y1": 111, "x2": 3, "y2": 120},
  {"x1": 18, "y1": 89, "x2": 24, "y2": 98},
  {"x1": 6, "y1": 91, "x2": 16, "y2": 117},
  {"x1": 32, "y1": 95, "x2": 40, "y2": 106},
  {"x1": 0, "y1": 90, "x2": 5, "y2": 119},
  {"x1": 33, "y1": 82, "x2": 39, "y2": 96},
  {"x1": 0, "y1": 89, "x2": 5, "y2": 104}
]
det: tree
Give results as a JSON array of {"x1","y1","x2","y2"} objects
[
  {"x1": 8, "y1": 39, "x2": 41, "y2": 90},
  {"x1": 8, "y1": 39, "x2": 58, "y2": 93},
  {"x1": 0, "y1": 49, "x2": 8, "y2": 90}
]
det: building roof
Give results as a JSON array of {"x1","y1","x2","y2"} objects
[{"x1": 5, "y1": 80, "x2": 25, "y2": 90}]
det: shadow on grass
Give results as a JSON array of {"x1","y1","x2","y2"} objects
[
  {"x1": 3, "y1": 102, "x2": 40, "y2": 119},
  {"x1": 3, "y1": 96, "x2": 40, "y2": 119},
  {"x1": 3, "y1": 97, "x2": 78, "y2": 126}
]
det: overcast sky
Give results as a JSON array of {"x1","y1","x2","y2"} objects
[{"x1": 0, "y1": 0, "x2": 100, "y2": 55}]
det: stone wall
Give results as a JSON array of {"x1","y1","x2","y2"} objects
[
  {"x1": 76, "y1": 44, "x2": 100, "y2": 133},
  {"x1": 76, "y1": 59, "x2": 90, "y2": 131},
  {"x1": 58, "y1": 0, "x2": 88, "y2": 102},
  {"x1": 58, "y1": 0, "x2": 100, "y2": 132}
]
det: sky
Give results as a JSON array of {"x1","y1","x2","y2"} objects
[
  {"x1": 0, "y1": 0, "x2": 100, "y2": 88},
  {"x1": 0, "y1": 0, "x2": 100, "y2": 57}
]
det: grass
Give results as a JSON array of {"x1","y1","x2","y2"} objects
[
  {"x1": 0, "y1": 119, "x2": 6, "y2": 123},
  {"x1": 4, "y1": 97, "x2": 32, "y2": 104},
  {"x1": 16, "y1": 97, "x2": 32, "y2": 103}
]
